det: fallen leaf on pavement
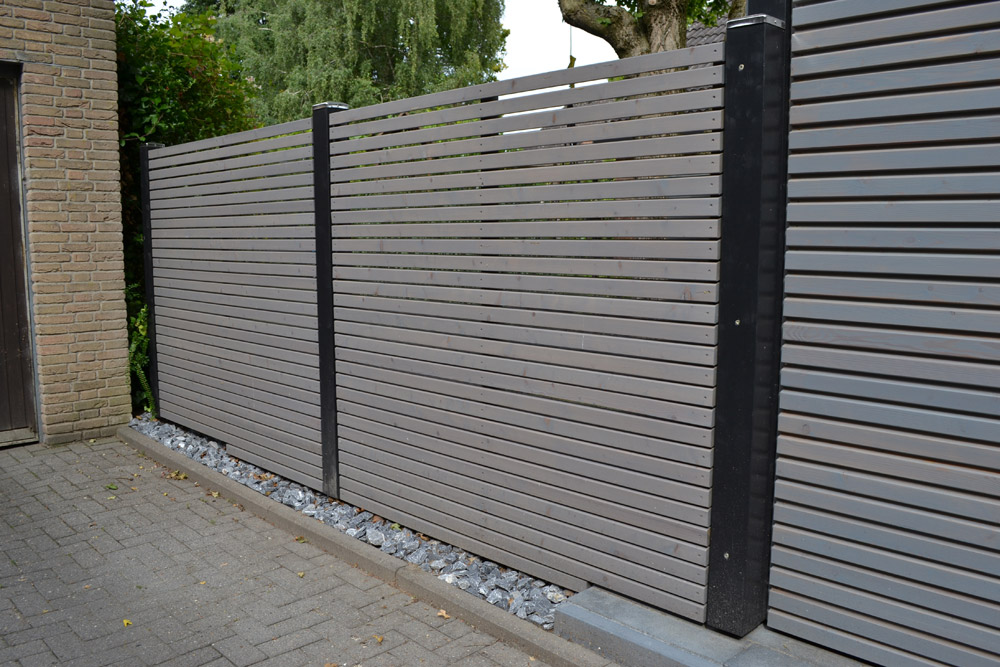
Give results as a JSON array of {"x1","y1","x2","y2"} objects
[
  {"x1": 123, "y1": 619, "x2": 132, "y2": 627},
  {"x1": 295, "y1": 536, "x2": 308, "y2": 543},
  {"x1": 198, "y1": 581, "x2": 206, "y2": 585},
  {"x1": 374, "y1": 635, "x2": 384, "y2": 644},
  {"x1": 297, "y1": 572, "x2": 305, "y2": 578},
  {"x1": 105, "y1": 483, "x2": 117, "y2": 490},
  {"x1": 437, "y1": 609, "x2": 450, "y2": 619}
]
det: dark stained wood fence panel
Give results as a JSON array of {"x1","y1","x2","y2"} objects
[
  {"x1": 147, "y1": 121, "x2": 322, "y2": 489},
  {"x1": 329, "y1": 45, "x2": 725, "y2": 622},
  {"x1": 769, "y1": 2, "x2": 1000, "y2": 664}
]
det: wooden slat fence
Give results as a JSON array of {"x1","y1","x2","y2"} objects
[
  {"x1": 769, "y1": 1, "x2": 1000, "y2": 664},
  {"x1": 146, "y1": 118, "x2": 324, "y2": 489},
  {"x1": 327, "y1": 43, "x2": 725, "y2": 621}
]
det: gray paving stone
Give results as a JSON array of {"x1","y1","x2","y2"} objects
[{"x1": 0, "y1": 440, "x2": 550, "y2": 667}]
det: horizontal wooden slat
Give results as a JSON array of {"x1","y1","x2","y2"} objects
[
  {"x1": 159, "y1": 387, "x2": 321, "y2": 456},
  {"x1": 771, "y1": 570, "x2": 999, "y2": 660},
  {"x1": 789, "y1": 173, "x2": 1000, "y2": 198},
  {"x1": 331, "y1": 133, "x2": 721, "y2": 185},
  {"x1": 327, "y1": 43, "x2": 723, "y2": 126},
  {"x1": 774, "y1": 503, "x2": 998, "y2": 577},
  {"x1": 338, "y1": 362, "x2": 713, "y2": 447},
  {"x1": 340, "y1": 430, "x2": 707, "y2": 577},
  {"x1": 332, "y1": 218, "x2": 720, "y2": 240},
  {"x1": 158, "y1": 350, "x2": 319, "y2": 400},
  {"x1": 335, "y1": 323, "x2": 714, "y2": 387},
  {"x1": 791, "y1": 86, "x2": 1000, "y2": 126},
  {"x1": 334, "y1": 292, "x2": 716, "y2": 341},
  {"x1": 338, "y1": 347, "x2": 714, "y2": 427},
  {"x1": 149, "y1": 117, "x2": 310, "y2": 159},
  {"x1": 151, "y1": 200, "x2": 313, "y2": 220},
  {"x1": 158, "y1": 323, "x2": 317, "y2": 367},
  {"x1": 159, "y1": 369, "x2": 321, "y2": 430},
  {"x1": 333, "y1": 252, "x2": 718, "y2": 281},
  {"x1": 151, "y1": 212, "x2": 314, "y2": 230},
  {"x1": 792, "y1": 0, "x2": 962, "y2": 28},
  {"x1": 339, "y1": 445, "x2": 706, "y2": 601},
  {"x1": 334, "y1": 267, "x2": 717, "y2": 302},
  {"x1": 336, "y1": 281, "x2": 717, "y2": 325},
  {"x1": 332, "y1": 79, "x2": 722, "y2": 154},
  {"x1": 773, "y1": 523, "x2": 1000, "y2": 603},
  {"x1": 333, "y1": 155, "x2": 722, "y2": 197},
  {"x1": 155, "y1": 277, "x2": 316, "y2": 304},
  {"x1": 333, "y1": 111, "x2": 723, "y2": 169},
  {"x1": 776, "y1": 480, "x2": 997, "y2": 549},
  {"x1": 333, "y1": 238, "x2": 718, "y2": 261},
  {"x1": 153, "y1": 257, "x2": 316, "y2": 278},
  {"x1": 149, "y1": 146, "x2": 312, "y2": 181},
  {"x1": 156, "y1": 296, "x2": 317, "y2": 330},
  {"x1": 332, "y1": 177, "x2": 721, "y2": 211},
  {"x1": 150, "y1": 131, "x2": 311, "y2": 170},
  {"x1": 159, "y1": 405, "x2": 322, "y2": 487},
  {"x1": 337, "y1": 419, "x2": 707, "y2": 563},
  {"x1": 790, "y1": 114, "x2": 1000, "y2": 151},
  {"x1": 152, "y1": 185, "x2": 313, "y2": 210},
  {"x1": 792, "y1": 27, "x2": 1000, "y2": 77},
  {"x1": 782, "y1": 368, "x2": 1000, "y2": 418},
  {"x1": 791, "y1": 2, "x2": 1000, "y2": 53},
  {"x1": 332, "y1": 198, "x2": 718, "y2": 224},
  {"x1": 341, "y1": 408, "x2": 708, "y2": 536},
  {"x1": 785, "y1": 251, "x2": 1000, "y2": 279},
  {"x1": 337, "y1": 395, "x2": 710, "y2": 486},
  {"x1": 150, "y1": 158, "x2": 313, "y2": 192},
  {"x1": 337, "y1": 381, "x2": 712, "y2": 473},
  {"x1": 771, "y1": 547, "x2": 1000, "y2": 630},
  {"x1": 157, "y1": 362, "x2": 319, "y2": 419},
  {"x1": 151, "y1": 172, "x2": 312, "y2": 201},
  {"x1": 792, "y1": 58, "x2": 1000, "y2": 102},
  {"x1": 157, "y1": 333, "x2": 318, "y2": 381},
  {"x1": 789, "y1": 144, "x2": 1000, "y2": 174},
  {"x1": 335, "y1": 307, "x2": 716, "y2": 368},
  {"x1": 154, "y1": 268, "x2": 316, "y2": 292},
  {"x1": 156, "y1": 305, "x2": 317, "y2": 342}
]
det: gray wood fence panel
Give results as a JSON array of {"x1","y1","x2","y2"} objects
[
  {"x1": 147, "y1": 119, "x2": 321, "y2": 488},
  {"x1": 330, "y1": 46, "x2": 724, "y2": 622},
  {"x1": 770, "y1": 3, "x2": 1000, "y2": 663}
]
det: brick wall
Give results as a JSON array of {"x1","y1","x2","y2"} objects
[{"x1": 0, "y1": 0, "x2": 130, "y2": 443}]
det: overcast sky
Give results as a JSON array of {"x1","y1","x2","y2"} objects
[
  {"x1": 153, "y1": 0, "x2": 619, "y2": 81},
  {"x1": 501, "y1": 1, "x2": 618, "y2": 80}
]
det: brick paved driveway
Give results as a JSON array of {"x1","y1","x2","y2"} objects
[{"x1": 0, "y1": 439, "x2": 547, "y2": 667}]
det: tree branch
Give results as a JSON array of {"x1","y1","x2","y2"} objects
[{"x1": 558, "y1": 0, "x2": 649, "y2": 59}]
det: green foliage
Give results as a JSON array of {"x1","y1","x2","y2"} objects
[
  {"x1": 213, "y1": 0, "x2": 509, "y2": 124},
  {"x1": 117, "y1": 0, "x2": 257, "y2": 414},
  {"x1": 129, "y1": 305, "x2": 156, "y2": 416},
  {"x1": 597, "y1": 0, "x2": 733, "y2": 26}
]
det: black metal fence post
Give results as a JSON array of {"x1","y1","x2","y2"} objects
[
  {"x1": 140, "y1": 143, "x2": 164, "y2": 413},
  {"x1": 313, "y1": 101, "x2": 349, "y2": 499},
  {"x1": 706, "y1": 1, "x2": 791, "y2": 638}
]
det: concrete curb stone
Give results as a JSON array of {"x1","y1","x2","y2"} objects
[{"x1": 117, "y1": 425, "x2": 612, "y2": 667}]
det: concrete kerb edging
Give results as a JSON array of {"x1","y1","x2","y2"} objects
[{"x1": 116, "y1": 426, "x2": 611, "y2": 667}]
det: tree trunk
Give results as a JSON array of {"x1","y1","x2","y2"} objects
[{"x1": 559, "y1": 0, "x2": 745, "y2": 57}]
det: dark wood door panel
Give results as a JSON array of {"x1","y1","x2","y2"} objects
[{"x1": 0, "y1": 68, "x2": 36, "y2": 438}]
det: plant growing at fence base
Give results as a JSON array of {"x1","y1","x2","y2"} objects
[{"x1": 129, "y1": 305, "x2": 157, "y2": 417}]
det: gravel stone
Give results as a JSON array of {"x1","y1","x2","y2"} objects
[{"x1": 128, "y1": 413, "x2": 572, "y2": 630}]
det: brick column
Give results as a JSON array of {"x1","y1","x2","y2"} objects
[{"x1": 0, "y1": 0, "x2": 131, "y2": 443}]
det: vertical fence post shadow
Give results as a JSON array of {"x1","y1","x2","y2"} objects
[
  {"x1": 706, "y1": 0, "x2": 791, "y2": 638},
  {"x1": 313, "y1": 102, "x2": 349, "y2": 499},
  {"x1": 140, "y1": 143, "x2": 164, "y2": 413}
]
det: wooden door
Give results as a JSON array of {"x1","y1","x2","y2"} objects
[{"x1": 0, "y1": 65, "x2": 36, "y2": 445}]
